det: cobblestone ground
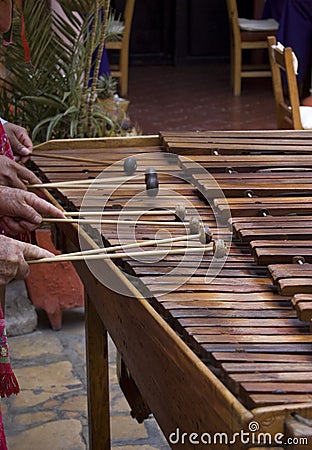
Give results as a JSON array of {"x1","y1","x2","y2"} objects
[{"x1": 3, "y1": 308, "x2": 170, "y2": 450}]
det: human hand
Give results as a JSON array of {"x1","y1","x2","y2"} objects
[
  {"x1": 0, "y1": 234, "x2": 54, "y2": 285},
  {"x1": 0, "y1": 156, "x2": 41, "y2": 189},
  {"x1": 3, "y1": 122, "x2": 33, "y2": 163},
  {"x1": 0, "y1": 186, "x2": 65, "y2": 234}
]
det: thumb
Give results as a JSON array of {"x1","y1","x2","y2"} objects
[
  {"x1": 9, "y1": 136, "x2": 25, "y2": 153},
  {"x1": 15, "y1": 163, "x2": 42, "y2": 185},
  {"x1": 18, "y1": 146, "x2": 31, "y2": 156},
  {"x1": 21, "y1": 242, "x2": 55, "y2": 261},
  {"x1": 9, "y1": 134, "x2": 31, "y2": 156},
  {"x1": 16, "y1": 203, "x2": 42, "y2": 225}
]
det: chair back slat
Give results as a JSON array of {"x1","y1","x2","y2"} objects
[
  {"x1": 106, "y1": 0, "x2": 136, "y2": 97},
  {"x1": 268, "y1": 35, "x2": 303, "y2": 129}
]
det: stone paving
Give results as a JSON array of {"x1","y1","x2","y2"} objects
[{"x1": 3, "y1": 304, "x2": 170, "y2": 449}]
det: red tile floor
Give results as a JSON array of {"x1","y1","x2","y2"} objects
[{"x1": 127, "y1": 62, "x2": 277, "y2": 134}]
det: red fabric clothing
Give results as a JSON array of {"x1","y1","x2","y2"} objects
[
  {"x1": 0, "y1": 121, "x2": 32, "y2": 243},
  {"x1": 0, "y1": 411, "x2": 7, "y2": 450},
  {"x1": 0, "y1": 121, "x2": 21, "y2": 450},
  {"x1": 0, "y1": 122, "x2": 13, "y2": 160},
  {"x1": 0, "y1": 318, "x2": 19, "y2": 398}
]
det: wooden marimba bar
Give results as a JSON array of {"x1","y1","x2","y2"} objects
[
  {"x1": 169, "y1": 130, "x2": 312, "y2": 333},
  {"x1": 29, "y1": 131, "x2": 312, "y2": 449}
]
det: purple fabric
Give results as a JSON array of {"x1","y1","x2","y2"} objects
[
  {"x1": 87, "y1": 9, "x2": 111, "y2": 87},
  {"x1": 89, "y1": 45, "x2": 111, "y2": 87},
  {"x1": 262, "y1": 0, "x2": 285, "y2": 21},
  {"x1": 263, "y1": 0, "x2": 312, "y2": 82}
]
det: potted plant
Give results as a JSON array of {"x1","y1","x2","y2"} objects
[
  {"x1": 96, "y1": 74, "x2": 130, "y2": 125},
  {"x1": 0, "y1": 0, "x2": 128, "y2": 143}
]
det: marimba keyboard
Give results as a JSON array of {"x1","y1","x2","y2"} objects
[{"x1": 29, "y1": 131, "x2": 312, "y2": 449}]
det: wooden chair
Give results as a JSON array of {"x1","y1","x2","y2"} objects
[
  {"x1": 267, "y1": 35, "x2": 312, "y2": 130},
  {"x1": 106, "y1": 0, "x2": 135, "y2": 97},
  {"x1": 226, "y1": 0, "x2": 279, "y2": 96}
]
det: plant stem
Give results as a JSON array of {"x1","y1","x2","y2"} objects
[
  {"x1": 78, "y1": 0, "x2": 100, "y2": 137},
  {"x1": 87, "y1": 0, "x2": 110, "y2": 137}
]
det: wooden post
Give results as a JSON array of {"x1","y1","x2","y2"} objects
[{"x1": 85, "y1": 290, "x2": 110, "y2": 450}]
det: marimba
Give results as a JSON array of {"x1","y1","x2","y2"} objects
[{"x1": 29, "y1": 131, "x2": 312, "y2": 450}]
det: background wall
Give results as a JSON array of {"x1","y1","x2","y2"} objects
[{"x1": 113, "y1": 0, "x2": 256, "y2": 65}]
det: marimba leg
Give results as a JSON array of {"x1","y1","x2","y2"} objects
[
  {"x1": 117, "y1": 353, "x2": 151, "y2": 423},
  {"x1": 85, "y1": 291, "x2": 110, "y2": 450}
]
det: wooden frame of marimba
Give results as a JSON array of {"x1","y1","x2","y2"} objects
[{"x1": 30, "y1": 132, "x2": 312, "y2": 450}]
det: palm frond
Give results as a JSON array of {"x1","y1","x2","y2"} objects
[{"x1": 0, "y1": 0, "x2": 124, "y2": 143}]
